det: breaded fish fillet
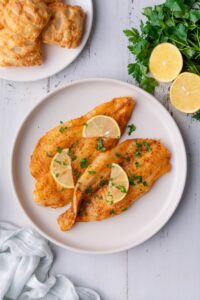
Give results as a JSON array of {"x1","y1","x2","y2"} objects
[
  {"x1": 58, "y1": 139, "x2": 171, "y2": 231},
  {"x1": 42, "y1": 3, "x2": 85, "y2": 48},
  {"x1": 30, "y1": 97, "x2": 135, "y2": 207}
]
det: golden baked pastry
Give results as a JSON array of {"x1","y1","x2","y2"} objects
[
  {"x1": 0, "y1": 29, "x2": 42, "y2": 66},
  {"x1": 42, "y1": 3, "x2": 86, "y2": 48},
  {"x1": 3, "y1": 0, "x2": 50, "y2": 41},
  {"x1": 0, "y1": 0, "x2": 8, "y2": 29}
]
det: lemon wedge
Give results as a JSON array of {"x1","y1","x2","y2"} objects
[
  {"x1": 149, "y1": 43, "x2": 183, "y2": 82},
  {"x1": 107, "y1": 163, "x2": 129, "y2": 204},
  {"x1": 50, "y1": 148, "x2": 74, "y2": 188},
  {"x1": 170, "y1": 72, "x2": 200, "y2": 113},
  {"x1": 82, "y1": 115, "x2": 121, "y2": 138}
]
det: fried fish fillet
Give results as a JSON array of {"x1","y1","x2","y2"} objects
[
  {"x1": 0, "y1": 29, "x2": 42, "y2": 66},
  {"x1": 42, "y1": 3, "x2": 85, "y2": 48},
  {"x1": 3, "y1": 0, "x2": 50, "y2": 41},
  {"x1": 30, "y1": 97, "x2": 134, "y2": 207},
  {"x1": 58, "y1": 139, "x2": 171, "y2": 231}
]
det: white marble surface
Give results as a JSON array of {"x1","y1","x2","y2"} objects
[{"x1": 0, "y1": 0, "x2": 200, "y2": 299}]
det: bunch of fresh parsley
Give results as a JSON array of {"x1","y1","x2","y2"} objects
[{"x1": 124, "y1": 0, "x2": 200, "y2": 95}]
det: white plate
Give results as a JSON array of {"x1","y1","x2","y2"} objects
[
  {"x1": 11, "y1": 78, "x2": 187, "y2": 254},
  {"x1": 0, "y1": 0, "x2": 93, "y2": 82}
]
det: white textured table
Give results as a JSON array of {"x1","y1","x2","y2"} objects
[{"x1": 1, "y1": 0, "x2": 200, "y2": 299}]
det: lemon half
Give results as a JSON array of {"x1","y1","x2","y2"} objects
[
  {"x1": 170, "y1": 72, "x2": 200, "y2": 113},
  {"x1": 107, "y1": 163, "x2": 129, "y2": 204},
  {"x1": 82, "y1": 115, "x2": 121, "y2": 138},
  {"x1": 149, "y1": 43, "x2": 183, "y2": 82},
  {"x1": 50, "y1": 148, "x2": 74, "y2": 188}
]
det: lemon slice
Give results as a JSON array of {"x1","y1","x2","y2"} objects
[
  {"x1": 50, "y1": 148, "x2": 74, "y2": 188},
  {"x1": 107, "y1": 163, "x2": 129, "y2": 204},
  {"x1": 170, "y1": 72, "x2": 200, "y2": 113},
  {"x1": 82, "y1": 115, "x2": 121, "y2": 138},
  {"x1": 149, "y1": 43, "x2": 183, "y2": 82}
]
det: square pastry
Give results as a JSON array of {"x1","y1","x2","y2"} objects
[
  {"x1": 3, "y1": 0, "x2": 50, "y2": 41},
  {"x1": 42, "y1": 3, "x2": 86, "y2": 48},
  {"x1": 0, "y1": 29, "x2": 42, "y2": 66}
]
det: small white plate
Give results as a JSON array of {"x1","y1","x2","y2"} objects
[
  {"x1": 11, "y1": 78, "x2": 187, "y2": 254},
  {"x1": 0, "y1": 0, "x2": 93, "y2": 82}
]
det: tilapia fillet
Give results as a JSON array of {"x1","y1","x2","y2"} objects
[
  {"x1": 58, "y1": 139, "x2": 171, "y2": 231},
  {"x1": 30, "y1": 97, "x2": 135, "y2": 207}
]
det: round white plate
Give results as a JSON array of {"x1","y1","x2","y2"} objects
[
  {"x1": 0, "y1": 0, "x2": 93, "y2": 82},
  {"x1": 11, "y1": 78, "x2": 187, "y2": 254}
]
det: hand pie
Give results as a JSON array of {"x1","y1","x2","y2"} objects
[
  {"x1": 3, "y1": 0, "x2": 50, "y2": 41},
  {"x1": 42, "y1": 3, "x2": 86, "y2": 48},
  {"x1": 0, "y1": 0, "x2": 8, "y2": 29},
  {"x1": 0, "y1": 29, "x2": 42, "y2": 66}
]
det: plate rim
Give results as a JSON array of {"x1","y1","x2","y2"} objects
[
  {"x1": 0, "y1": 0, "x2": 93, "y2": 82},
  {"x1": 11, "y1": 78, "x2": 187, "y2": 254}
]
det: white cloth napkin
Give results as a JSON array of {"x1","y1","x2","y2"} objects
[{"x1": 0, "y1": 222, "x2": 101, "y2": 300}]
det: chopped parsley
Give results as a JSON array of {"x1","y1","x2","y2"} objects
[
  {"x1": 107, "y1": 164, "x2": 113, "y2": 168},
  {"x1": 83, "y1": 122, "x2": 88, "y2": 127},
  {"x1": 60, "y1": 188, "x2": 67, "y2": 192},
  {"x1": 125, "y1": 156, "x2": 130, "y2": 162},
  {"x1": 115, "y1": 152, "x2": 122, "y2": 158},
  {"x1": 59, "y1": 126, "x2": 67, "y2": 133},
  {"x1": 60, "y1": 121, "x2": 64, "y2": 124},
  {"x1": 135, "y1": 142, "x2": 142, "y2": 157},
  {"x1": 127, "y1": 124, "x2": 136, "y2": 135},
  {"x1": 143, "y1": 141, "x2": 151, "y2": 152},
  {"x1": 88, "y1": 170, "x2": 96, "y2": 174},
  {"x1": 55, "y1": 173, "x2": 59, "y2": 178},
  {"x1": 116, "y1": 185, "x2": 127, "y2": 193},
  {"x1": 54, "y1": 159, "x2": 61, "y2": 165},
  {"x1": 106, "y1": 191, "x2": 114, "y2": 204},
  {"x1": 96, "y1": 138, "x2": 106, "y2": 152},
  {"x1": 73, "y1": 169, "x2": 80, "y2": 178},
  {"x1": 135, "y1": 161, "x2": 140, "y2": 168},
  {"x1": 99, "y1": 178, "x2": 108, "y2": 187},
  {"x1": 121, "y1": 207, "x2": 128, "y2": 212},
  {"x1": 128, "y1": 173, "x2": 147, "y2": 186},
  {"x1": 110, "y1": 209, "x2": 116, "y2": 215},
  {"x1": 46, "y1": 151, "x2": 53, "y2": 157},
  {"x1": 193, "y1": 111, "x2": 200, "y2": 121},
  {"x1": 68, "y1": 149, "x2": 77, "y2": 161},
  {"x1": 85, "y1": 187, "x2": 94, "y2": 194},
  {"x1": 56, "y1": 147, "x2": 62, "y2": 154},
  {"x1": 80, "y1": 158, "x2": 89, "y2": 168}
]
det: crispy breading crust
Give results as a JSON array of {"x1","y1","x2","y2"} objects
[
  {"x1": 0, "y1": 0, "x2": 8, "y2": 29},
  {"x1": 42, "y1": 2, "x2": 86, "y2": 48},
  {"x1": 0, "y1": 29, "x2": 42, "y2": 66},
  {"x1": 3, "y1": 0, "x2": 50, "y2": 41}
]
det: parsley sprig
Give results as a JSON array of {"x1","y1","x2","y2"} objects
[{"x1": 124, "y1": 0, "x2": 200, "y2": 94}]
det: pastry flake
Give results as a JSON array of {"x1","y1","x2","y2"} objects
[
  {"x1": 42, "y1": 3, "x2": 86, "y2": 48},
  {"x1": 0, "y1": 29, "x2": 42, "y2": 66},
  {"x1": 3, "y1": 0, "x2": 50, "y2": 41}
]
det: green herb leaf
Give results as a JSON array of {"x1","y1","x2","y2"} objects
[
  {"x1": 192, "y1": 110, "x2": 200, "y2": 120},
  {"x1": 56, "y1": 147, "x2": 62, "y2": 154},
  {"x1": 88, "y1": 170, "x2": 96, "y2": 174},
  {"x1": 124, "y1": 0, "x2": 200, "y2": 93},
  {"x1": 96, "y1": 138, "x2": 106, "y2": 152},
  {"x1": 127, "y1": 124, "x2": 136, "y2": 135},
  {"x1": 80, "y1": 158, "x2": 89, "y2": 168}
]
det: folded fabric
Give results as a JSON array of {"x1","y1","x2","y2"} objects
[{"x1": 0, "y1": 222, "x2": 101, "y2": 300}]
